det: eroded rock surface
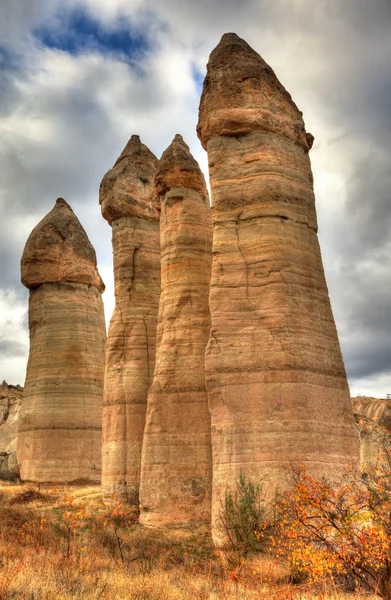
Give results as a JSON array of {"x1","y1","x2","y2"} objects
[
  {"x1": 18, "y1": 199, "x2": 106, "y2": 483},
  {"x1": 100, "y1": 136, "x2": 160, "y2": 500},
  {"x1": 352, "y1": 397, "x2": 391, "y2": 466},
  {"x1": 21, "y1": 199, "x2": 104, "y2": 292},
  {"x1": 0, "y1": 382, "x2": 23, "y2": 479},
  {"x1": 197, "y1": 33, "x2": 359, "y2": 545},
  {"x1": 140, "y1": 135, "x2": 212, "y2": 528}
]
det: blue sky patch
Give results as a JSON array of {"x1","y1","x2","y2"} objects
[
  {"x1": 34, "y1": 8, "x2": 151, "y2": 64},
  {"x1": 191, "y1": 64, "x2": 205, "y2": 94}
]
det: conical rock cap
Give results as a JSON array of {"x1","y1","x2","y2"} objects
[
  {"x1": 21, "y1": 198, "x2": 105, "y2": 292},
  {"x1": 100, "y1": 135, "x2": 159, "y2": 224},
  {"x1": 155, "y1": 134, "x2": 207, "y2": 196},
  {"x1": 197, "y1": 32, "x2": 313, "y2": 151}
]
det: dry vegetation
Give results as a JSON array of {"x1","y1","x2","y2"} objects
[{"x1": 0, "y1": 481, "x2": 375, "y2": 600}]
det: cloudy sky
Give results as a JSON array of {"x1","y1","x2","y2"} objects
[{"x1": 0, "y1": 0, "x2": 390, "y2": 397}]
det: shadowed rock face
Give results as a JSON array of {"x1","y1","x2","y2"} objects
[
  {"x1": 139, "y1": 135, "x2": 212, "y2": 528},
  {"x1": 0, "y1": 382, "x2": 23, "y2": 479},
  {"x1": 100, "y1": 136, "x2": 160, "y2": 501},
  {"x1": 197, "y1": 33, "x2": 359, "y2": 545},
  {"x1": 18, "y1": 199, "x2": 106, "y2": 483}
]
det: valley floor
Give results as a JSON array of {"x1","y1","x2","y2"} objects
[{"x1": 0, "y1": 482, "x2": 375, "y2": 600}]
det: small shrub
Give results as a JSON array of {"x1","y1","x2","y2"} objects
[
  {"x1": 9, "y1": 487, "x2": 51, "y2": 505},
  {"x1": 126, "y1": 484, "x2": 140, "y2": 513},
  {"x1": 220, "y1": 472, "x2": 269, "y2": 554},
  {"x1": 100, "y1": 497, "x2": 138, "y2": 563},
  {"x1": 274, "y1": 449, "x2": 391, "y2": 599},
  {"x1": 53, "y1": 495, "x2": 91, "y2": 557}
]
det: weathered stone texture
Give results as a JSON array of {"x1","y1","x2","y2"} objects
[
  {"x1": 100, "y1": 136, "x2": 160, "y2": 500},
  {"x1": 21, "y1": 199, "x2": 104, "y2": 292},
  {"x1": 18, "y1": 199, "x2": 106, "y2": 483},
  {"x1": 353, "y1": 397, "x2": 391, "y2": 467},
  {"x1": 140, "y1": 135, "x2": 212, "y2": 528},
  {"x1": 0, "y1": 382, "x2": 23, "y2": 479},
  {"x1": 197, "y1": 33, "x2": 359, "y2": 544}
]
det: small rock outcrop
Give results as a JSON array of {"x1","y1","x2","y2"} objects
[
  {"x1": 100, "y1": 136, "x2": 160, "y2": 501},
  {"x1": 18, "y1": 198, "x2": 106, "y2": 483},
  {"x1": 352, "y1": 397, "x2": 391, "y2": 467},
  {"x1": 197, "y1": 33, "x2": 359, "y2": 544},
  {"x1": 140, "y1": 135, "x2": 212, "y2": 528},
  {"x1": 0, "y1": 382, "x2": 23, "y2": 479}
]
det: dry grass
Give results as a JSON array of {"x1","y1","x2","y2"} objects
[{"x1": 0, "y1": 482, "x2": 376, "y2": 600}]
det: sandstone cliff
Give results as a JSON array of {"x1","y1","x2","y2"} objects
[
  {"x1": 139, "y1": 135, "x2": 212, "y2": 528},
  {"x1": 18, "y1": 198, "x2": 106, "y2": 483},
  {"x1": 197, "y1": 33, "x2": 359, "y2": 545},
  {"x1": 100, "y1": 136, "x2": 160, "y2": 501},
  {"x1": 0, "y1": 381, "x2": 23, "y2": 479},
  {"x1": 352, "y1": 397, "x2": 391, "y2": 466}
]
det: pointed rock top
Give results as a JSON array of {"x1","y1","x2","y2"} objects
[
  {"x1": 155, "y1": 134, "x2": 207, "y2": 196},
  {"x1": 197, "y1": 33, "x2": 312, "y2": 152},
  {"x1": 100, "y1": 135, "x2": 159, "y2": 223},
  {"x1": 209, "y1": 32, "x2": 270, "y2": 70},
  {"x1": 113, "y1": 134, "x2": 143, "y2": 167},
  {"x1": 21, "y1": 199, "x2": 105, "y2": 292}
]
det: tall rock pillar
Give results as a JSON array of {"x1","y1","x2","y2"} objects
[
  {"x1": 140, "y1": 135, "x2": 212, "y2": 528},
  {"x1": 18, "y1": 198, "x2": 106, "y2": 483},
  {"x1": 197, "y1": 33, "x2": 359, "y2": 544},
  {"x1": 100, "y1": 136, "x2": 160, "y2": 500}
]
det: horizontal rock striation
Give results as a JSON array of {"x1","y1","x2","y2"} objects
[
  {"x1": 197, "y1": 33, "x2": 359, "y2": 545},
  {"x1": 0, "y1": 382, "x2": 23, "y2": 480},
  {"x1": 140, "y1": 135, "x2": 212, "y2": 528},
  {"x1": 18, "y1": 199, "x2": 106, "y2": 483},
  {"x1": 100, "y1": 136, "x2": 160, "y2": 501}
]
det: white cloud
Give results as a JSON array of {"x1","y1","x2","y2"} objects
[
  {"x1": 350, "y1": 373, "x2": 391, "y2": 400},
  {"x1": 0, "y1": 0, "x2": 389, "y2": 397},
  {"x1": 0, "y1": 290, "x2": 29, "y2": 385}
]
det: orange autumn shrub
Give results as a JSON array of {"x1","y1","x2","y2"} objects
[
  {"x1": 54, "y1": 494, "x2": 91, "y2": 557},
  {"x1": 99, "y1": 495, "x2": 138, "y2": 563},
  {"x1": 274, "y1": 445, "x2": 391, "y2": 599}
]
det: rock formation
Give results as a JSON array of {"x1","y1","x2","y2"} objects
[
  {"x1": 352, "y1": 397, "x2": 391, "y2": 467},
  {"x1": 18, "y1": 198, "x2": 106, "y2": 483},
  {"x1": 197, "y1": 33, "x2": 359, "y2": 544},
  {"x1": 0, "y1": 382, "x2": 23, "y2": 479},
  {"x1": 139, "y1": 135, "x2": 212, "y2": 528},
  {"x1": 100, "y1": 136, "x2": 160, "y2": 501}
]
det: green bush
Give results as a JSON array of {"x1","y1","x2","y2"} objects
[{"x1": 220, "y1": 472, "x2": 268, "y2": 554}]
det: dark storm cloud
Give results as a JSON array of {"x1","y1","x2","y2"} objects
[
  {"x1": 0, "y1": 339, "x2": 27, "y2": 358},
  {"x1": 346, "y1": 158, "x2": 391, "y2": 250},
  {"x1": 337, "y1": 268, "x2": 391, "y2": 379}
]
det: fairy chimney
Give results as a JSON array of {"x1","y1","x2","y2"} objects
[
  {"x1": 197, "y1": 33, "x2": 359, "y2": 545},
  {"x1": 18, "y1": 198, "x2": 106, "y2": 482},
  {"x1": 139, "y1": 135, "x2": 212, "y2": 528},
  {"x1": 100, "y1": 135, "x2": 160, "y2": 501}
]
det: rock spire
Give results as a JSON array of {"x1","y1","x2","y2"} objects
[
  {"x1": 139, "y1": 134, "x2": 212, "y2": 528},
  {"x1": 100, "y1": 135, "x2": 160, "y2": 501},
  {"x1": 197, "y1": 33, "x2": 359, "y2": 545},
  {"x1": 18, "y1": 199, "x2": 106, "y2": 482}
]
